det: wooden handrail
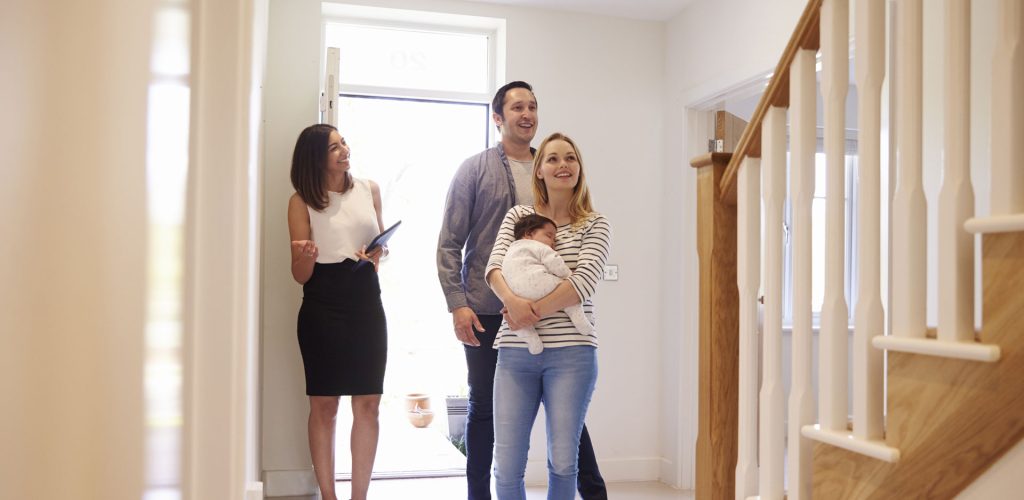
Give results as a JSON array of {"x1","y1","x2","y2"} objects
[
  {"x1": 690, "y1": 152, "x2": 734, "y2": 170},
  {"x1": 717, "y1": 0, "x2": 823, "y2": 203}
]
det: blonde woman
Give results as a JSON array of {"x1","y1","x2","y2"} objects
[{"x1": 485, "y1": 132, "x2": 612, "y2": 499}]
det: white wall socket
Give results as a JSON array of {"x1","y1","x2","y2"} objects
[{"x1": 603, "y1": 264, "x2": 619, "y2": 281}]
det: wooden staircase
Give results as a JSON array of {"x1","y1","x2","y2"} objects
[
  {"x1": 813, "y1": 231, "x2": 1024, "y2": 498},
  {"x1": 690, "y1": 0, "x2": 1024, "y2": 498}
]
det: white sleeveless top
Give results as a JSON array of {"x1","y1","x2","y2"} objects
[{"x1": 307, "y1": 178, "x2": 379, "y2": 264}]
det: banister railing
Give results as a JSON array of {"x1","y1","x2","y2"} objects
[
  {"x1": 717, "y1": 0, "x2": 822, "y2": 204},
  {"x1": 693, "y1": 0, "x2": 1024, "y2": 498}
]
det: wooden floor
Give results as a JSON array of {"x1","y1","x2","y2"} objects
[{"x1": 331, "y1": 476, "x2": 694, "y2": 499}]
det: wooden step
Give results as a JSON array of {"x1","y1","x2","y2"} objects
[{"x1": 811, "y1": 231, "x2": 1024, "y2": 499}]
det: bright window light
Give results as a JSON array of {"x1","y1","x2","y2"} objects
[{"x1": 325, "y1": 23, "x2": 489, "y2": 93}]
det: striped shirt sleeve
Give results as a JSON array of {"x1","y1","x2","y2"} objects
[{"x1": 567, "y1": 214, "x2": 612, "y2": 304}]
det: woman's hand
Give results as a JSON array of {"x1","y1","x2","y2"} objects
[
  {"x1": 291, "y1": 240, "x2": 319, "y2": 261},
  {"x1": 355, "y1": 244, "x2": 384, "y2": 271},
  {"x1": 503, "y1": 296, "x2": 540, "y2": 330}
]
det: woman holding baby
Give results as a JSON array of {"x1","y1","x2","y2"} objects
[{"x1": 485, "y1": 132, "x2": 613, "y2": 500}]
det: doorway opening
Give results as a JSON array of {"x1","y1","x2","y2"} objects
[
  {"x1": 321, "y1": 11, "x2": 503, "y2": 479},
  {"x1": 332, "y1": 94, "x2": 488, "y2": 478}
]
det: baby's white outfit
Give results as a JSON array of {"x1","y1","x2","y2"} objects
[{"x1": 501, "y1": 238, "x2": 595, "y2": 354}]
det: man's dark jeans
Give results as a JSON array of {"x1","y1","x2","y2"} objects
[{"x1": 463, "y1": 314, "x2": 607, "y2": 500}]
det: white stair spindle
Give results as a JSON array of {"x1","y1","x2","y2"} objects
[
  {"x1": 892, "y1": 0, "x2": 927, "y2": 339},
  {"x1": 736, "y1": 157, "x2": 761, "y2": 500},
  {"x1": 759, "y1": 106, "x2": 787, "y2": 500},
  {"x1": 787, "y1": 48, "x2": 817, "y2": 500},
  {"x1": 854, "y1": 0, "x2": 886, "y2": 441},
  {"x1": 991, "y1": 0, "x2": 1024, "y2": 215},
  {"x1": 938, "y1": 0, "x2": 975, "y2": 343},
  {"x1": 820, "y1": 0, "x2": 851, "y2": 433}
]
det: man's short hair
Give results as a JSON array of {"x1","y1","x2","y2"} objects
[{"x1": 492, "y1": 81, "x2": 534, "y2": 120}]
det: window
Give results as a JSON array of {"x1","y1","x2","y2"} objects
[
  {"x1": 326, "y1": 24, "x2": 489, "y2": 94},
  {"x1": 782, "y1": 139, "x2": 858, "y2": 328}
]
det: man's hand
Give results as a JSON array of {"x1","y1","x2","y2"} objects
[{"x1": 452, "y1": 307, "x2": 484, "y2": 347}]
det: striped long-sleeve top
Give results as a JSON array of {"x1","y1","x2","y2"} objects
[{"x1": 485, "y1": 205, "x2": 612, "y2": 349}]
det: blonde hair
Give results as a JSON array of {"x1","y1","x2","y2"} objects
[{"x1": 532, "y1": 132, "x2": 594, "y2": 229}]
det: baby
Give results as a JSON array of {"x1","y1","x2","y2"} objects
[{"x1": 501, "y1": 213, "x2": 595, "y2": 354}]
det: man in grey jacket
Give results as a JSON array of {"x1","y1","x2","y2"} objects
[{"x1": 437, "y1": 81, "x2": 607, "y2": 500}]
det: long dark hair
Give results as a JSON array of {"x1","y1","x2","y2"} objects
[{"x1": 290, "y1": 123, "x2": 351, "y2": 211}]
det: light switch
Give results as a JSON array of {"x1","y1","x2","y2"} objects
[{"x1": 603, "y1": 264, "x2": 619, "y2": 281}]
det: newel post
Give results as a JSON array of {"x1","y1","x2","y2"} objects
[{"x1": 691, "y1": 151, "x2": 739, "y2": 500}]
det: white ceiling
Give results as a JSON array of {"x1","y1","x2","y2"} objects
[{"x1": 456, "y1": 0, "x2": 697, "y2": 21}]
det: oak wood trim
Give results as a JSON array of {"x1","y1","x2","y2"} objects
[
  {"x1": 718, "y1": 0, "x2": 824, "y2": 202},
  {"x1": 694, "y1": 154, "x2": 739, "y2": 500},
  {"x1": 690, "y1": 152, "x2": 734, "y2": 169},
  {"x1": 812, "y1": 232, "x2": 1024, "y2": 499}
]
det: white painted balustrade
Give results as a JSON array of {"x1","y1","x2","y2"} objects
[
  {"x1": 733, "y1": 0, "x2": 1023, "y2": 498},
  {"x1": 735, "y1": 157, "x2": 760, "y2": 500},
  {"x1": 937, "y1": 0, "x2": 974, "y2": 345},
  {"x1": 786, "y1": 48, "x2": 817, "y2": 500},
  {"x1": 802, "y1": 0, "x2": 897, "y2": 462},
  {"x1": 875, "y1": 0, "x2": 999, "y2": 362},
  {"x1": 851, "y1": 0, "x2": 885, "y2": 443},
  {"x1": 758, "y1": 105, "x2": 787, "y2": 500},
  {"x1": 966, "y1": 0, "x2": 1024, "y2": 234},
  {"x1": 890, "y1": 0, "x2": 927, "y2": 340},
  {"x1": 817, "y1": 0, "x2": 849, "y2": 437},
  {"x1": 989, "y1": 0, "x2": 1024, "y2": 217}
]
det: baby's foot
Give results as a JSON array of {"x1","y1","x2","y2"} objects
[{"x1": 527, "y1": 337, "x2": 544, "y2": 355}]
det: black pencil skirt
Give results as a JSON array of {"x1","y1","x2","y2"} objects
[{"x1": 297, "y1": 260, "x2": 387, "y2": 396}]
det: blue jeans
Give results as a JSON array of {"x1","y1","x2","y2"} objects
[{"x1": 493, "y1": 345, "x2": 598, "y2": 500}]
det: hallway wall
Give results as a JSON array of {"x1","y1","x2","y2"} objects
[
  {"x1": 260, "y1": 0, "x2": 668, "y2": 494},
  {"x1": 0, "y1": 1, "x2": 151, "y2": 498}
]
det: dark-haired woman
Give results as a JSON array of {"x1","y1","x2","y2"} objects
[{"x1": 287, "y1": 123, "x2": 388, "y2": 500}]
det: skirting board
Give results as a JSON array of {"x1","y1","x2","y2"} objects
[
  {"x1": 267, "y1": 457, "x2": 667, "y2": 495},
  {"x1": 263, "y1": 469, "x2": 317, "y2": 497},
  {"x1": 245, "y1": 481, "x2": 264, "y2": 500},
  {"x1": 660, "y1": 456, "x2": 686, "y2": 489},
  {"x1": 525, "y1": 457, "x2": 663, "y2": 485}
]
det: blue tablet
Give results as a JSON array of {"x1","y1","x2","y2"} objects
[
  {"x1": 366, "y1": 220, "x2": 401, "y2": 252},
  {"x1": 354, "y1": 220, "x2": 401, "y2": 269}
]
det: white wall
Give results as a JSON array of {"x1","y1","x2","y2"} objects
[
  {"x1": 262, "y1": 1, "x2": 323, "y2": 494},
  {"x1": 260, "y1": 0, "x2": 668, "y2": 493},
  {"x1": 0, "y1": 1, "x2": 150, "y2": 498},
  {"x1": 958, "y1": 439, "x2": 1024, "y2": 499}
]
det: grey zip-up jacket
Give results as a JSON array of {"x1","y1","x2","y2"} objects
[{"x1": 437, "y1": 143, "x2": 534, "y2": 315}]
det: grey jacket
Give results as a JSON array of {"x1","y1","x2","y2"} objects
[{"x1": 436, "y1": 143, "x2": 534, "y2": 315}]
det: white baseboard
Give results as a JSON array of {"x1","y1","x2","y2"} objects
[
  {"x1": 245, "y1": 481, "x2": 264, "y2": 500},
  {"x1": 659, "y1": 456, "x2": 683, "y2": 489},
  {"x1": 268, "y1": 458, "x2": 671, "y2": 494},
  {"x1": 263, "y1": 469, "x2": 317, "y2": 497},
  {"x1": 525, "y1": 457, "x2": 663, "y2": 485}
]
